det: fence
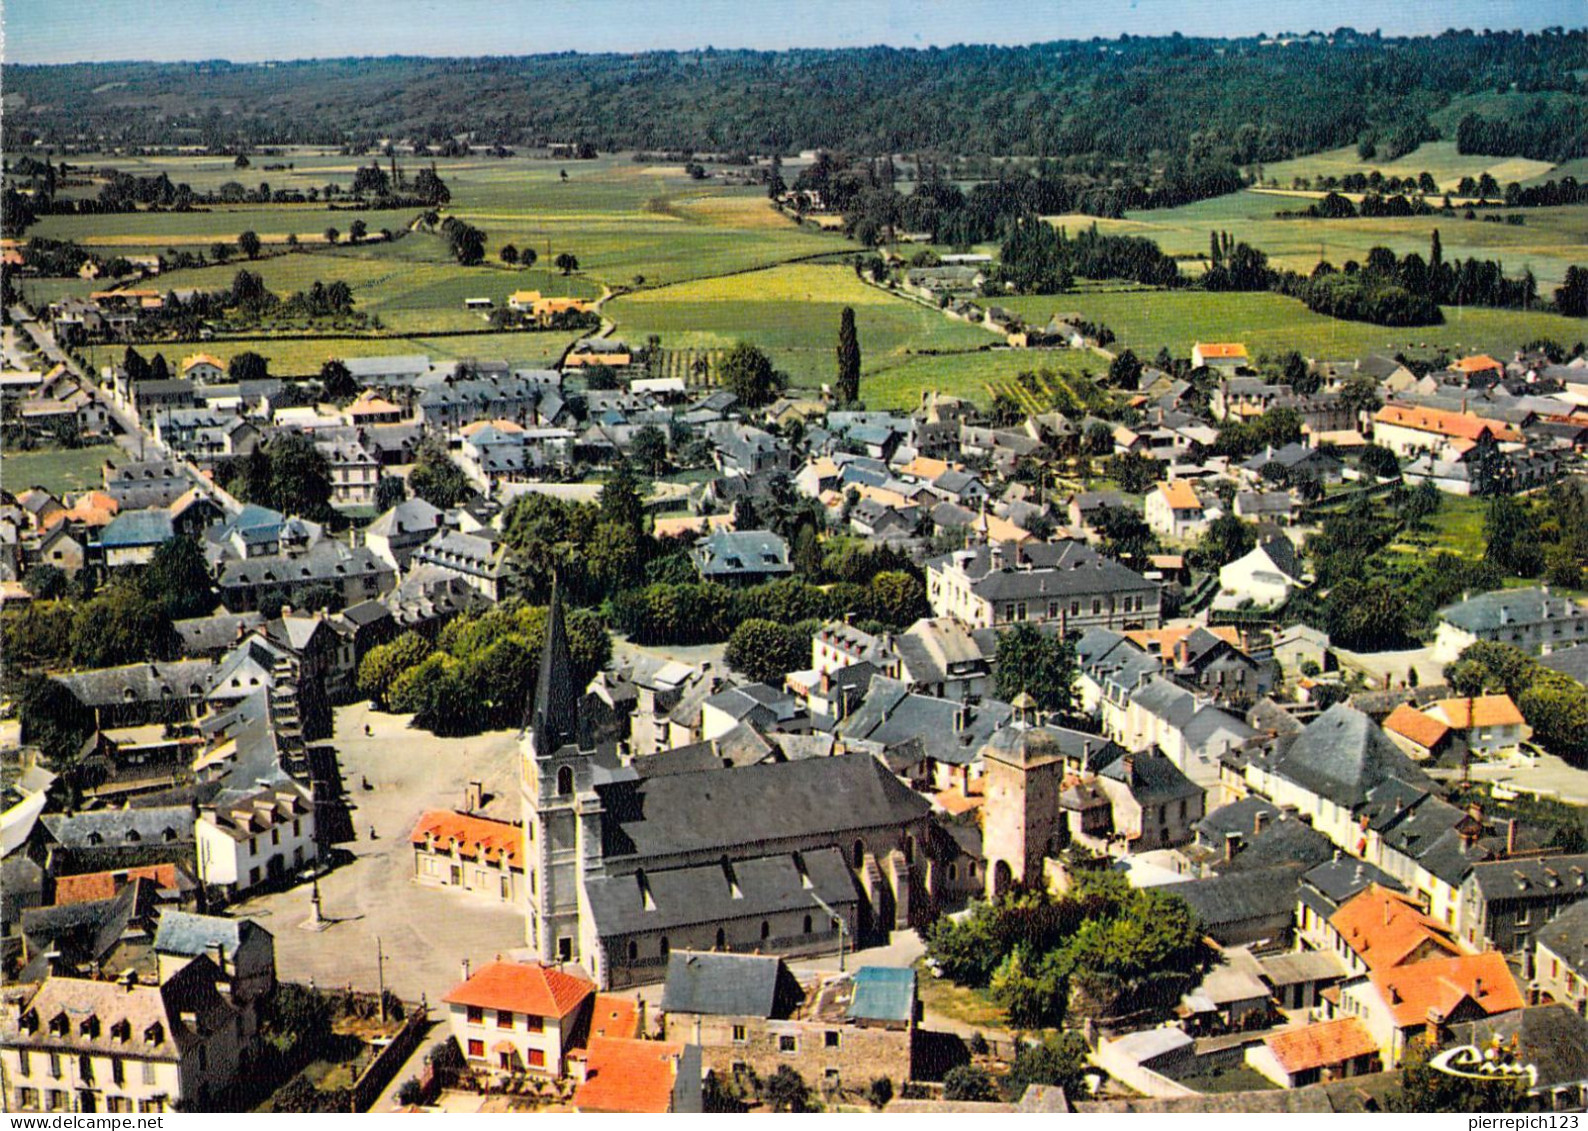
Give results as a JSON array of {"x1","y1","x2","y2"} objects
[{"x1": 349, "y1": 1004, "x2": 430, "y2": 1112}]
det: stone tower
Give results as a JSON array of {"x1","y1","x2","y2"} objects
[
  {"x1": 520, "y1": 582, "x2": 599, "y2": 963},
  {"x1": 979, "y1": 710, "x2": 1066, "y2": 898}
]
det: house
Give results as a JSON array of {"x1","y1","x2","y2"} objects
[
  {"x1": 362, "y1": 498, "x2": 445, "y2": 571},
  {"x1": 1234, "y1": 490, "x2": 1296, "y2": 524},
  {"x1": 1193, "y1": 342, "x2": 1250, "y2": 373},
  {"x1": 563, "y1": 339, "x2": 633, "y2": 369},
  {"x1": 151, "y1": 910, "x2": 277, "y2": 1016},
  {"x1": 179, "y1": 354, "x2": 226, "y2": 384},
  {"x1": 410, "y1": 810, "x2": 523, "y2": 904},
  {"x1": 1325, "y1": 884, "x2": 1463, "y2": 978},
  {"x1": 1533, "y1": 901, "x2": 1588, "y2": 1014},
  {"x1": 1080, "y1": 751, "x2": 1205, "y2": 853},
  {"x1": 194, "y1": 782, "x2": 316, "y2": 897},
  {"x1": 1218, "y1": 537, "x2": 1306, "y2": 610},
  {"x1": 691, "y1": 530, "x2": 792, "y2": 586},
  {"x1": 1335, "y1": 951, "x2": 1524, "y2": 1065},
  {"x1": 96, "y1": 509, "x2": 175, "y2": 568},
  {"x1": 890, "y1": 617, "x2": 997, "y2": 702},
  {"x1": 1241, "y1": 442, "x2": 1343, "y2": 486},
  {"x1": 571, "y1": 1037, "x2": 701, "y2": 1114},
  {"x1": 410, "y1": 529, "x2": 510, "y2": 601},
  {"x1": 443, "y1": 960, "x2": 595, "y2": 1076},
  {"x1": 0, "y1": 957, "x2": 245, "y2": 1113},
  {"x1": 1372, "y1": 403, "x2": 1522, "y2": 461},
  {"x1": 218, "y1": 540, "x2": 395, "y2": 612},
  {"x1": 1246, "y1": 1018, "x2": 1380, "y2": 1089},
  {"x1": 1433, "y1": 588, "x2": 1588, "y2": 662},
  {"x1": 1212, "y1": 378, "x2": 1290, "y2": 422},
  {"x1": 1457, "y1": 854, "x2": 1588, "y2": 955},
  {"x1": 1382, "y1": 704, "x2": 1454, "y2": 761},
  {"x1": 926, "y1": 540, "x2": 1161, "y2": 632},
  {"x1": 1145, "y1": 480, "x2": 1209, "y2": 541},
  {"x1": 1424, "y1": 695, "x2": 1528, "y2": 758},
  {"x1": 658, "y1": 952, "x2": 917, "y2": 1092}
]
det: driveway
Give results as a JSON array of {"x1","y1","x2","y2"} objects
[{"x1": 231, "y1": 702, "x2": 528, "y2": 1010}]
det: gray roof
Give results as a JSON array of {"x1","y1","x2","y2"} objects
[
  {"x1": 596, "y1": 752, "x2": 928, "y2": 863},
  {"x1": 153, "y1": 909, "x2": 267, "y2": 960},
  {"x1": 838, "y1": 676, "x2": 1012, "y2": 766},
  {"x1": 1100, "y1": 752, "x2": 1201, "y2": 803},
  {"x1": 1174, "y1": 864, "x2": 1304, "y2": 931},
  {"x1": 1258, "y1": 949, "x2": 1347, "y2": 987},
  {"x1": 54, "y1": 660, "x2": 217, "y2": 709},
  {"x1": 1269, "y1": 704, "x2": 1431, "y2": 808},
  {"x1": 1469, "y1": 853, "x2": 1588, "y2": 905},
  {"x1": 693, "y1": 529, "x2": 792, "y2": 578},
  {"x1": 848, "y1": 966, "x2": 916, "y2": 1023},
  {"x1": 1541, "y1": 645, "x2": 1588, "y2": 689},
  {"x1": 220, "y1": 539, "x2": 391, "y2": 589},
  {"x1": 1439, "y1": 587, "x2": 1587, "y2": 634},
  {"x1": 98, "y1": 508, "x2": 175, "y2": 548},
  {"x1": 1300, "y1": 855, "x2": 1404, "y2": 905},
  {"x1": 585, "y1": 846, "x2": 857, "y2": 936},
  {"x1": 173, "y1": 612, "x2": 263, "y2": 656},
  {"x1": 42, "y1": 806, "x2": 195, "y2": 850},
  {"x1": 931, "y1": 539, "x2": 1158, "y2": 602},
  {"x1": 659, "y1": 951, "x2": 798, "y2": 1018},
  {"x1": 1453, "y1": 1006, "x2": 1588, "y2": 1092},
  {"x1": 1536, "y1": 900, "x2": 1588, "y2": 970}
]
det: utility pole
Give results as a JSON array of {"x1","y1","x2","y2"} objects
[
  {"x1": 376, "y1": 935, "x2": 387, "y2": 1023},
  {"x1": 809, "y1": 892, "x2": 849, "y2": 971}
]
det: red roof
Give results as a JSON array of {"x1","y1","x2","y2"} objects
[
  {"x1": 54, "y1": 864, "x2": 179, "y2": 905},
  {"x1": 1264, "y1": 1017, "x2": 1379, "y2": 1074},
  {"x1": 1430, "y1": 694, "x2": 1526, "y2": 730},
  {"x1": 588, "y1": 994, "x2": 641, "y2": 1041},
  {"x1": 573, "y1": 1037, "x2": 684, "y2": 1113},
  {"x1": 1196, "y1": 342, "x2": 1249, "y2": 358},
  {"x1": 1382, "y1": 704, "x2": 1451, "y2": 751},
  {"x1": 410, "y1": 810, "x2": 522, "y2": 869},
  {"x1": 1371, "y1": 951, "x2": 1524, "y2": 1028},
  {"x1": 1374, "y1": 403, "x2": 1520, "y2": 443},
  {"x1": 1329, "y1": 884, "x2": 1460, "y2": 972},
  {"x1": 443, "y1": 962, "x2": 594, "y2": 1020}
]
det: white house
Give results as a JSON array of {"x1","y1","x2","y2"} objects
[
  {"x1": 443, "y1": 960, "x2": 596, "y2": 1076},
  {"x1": 1424, "y1": 695, "x2": 1529, "y2": 758},
  {"x1": 1144, "y1": 480, "x2": 1208, "y2": 542},
  {"x1": 194, "y1": 782, "x2": 315, "y2": 896},
  {"x1": 1218, "y1": 537, "x2": 1306, "y2": 610}
]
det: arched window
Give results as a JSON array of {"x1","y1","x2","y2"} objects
[
  {"x1": 715, "y1": 927, "x2": 726, "y2": 950},
  {"x1": 627, "y1": 940, "x2": 638, "y2": 962},
  {"x1": 760, "y1": 920, "x2": 771, "y2": 941},
  {"x1": 556, "y1": 766, "x2": 573, "y2": 796},
  {"x1": 852, "y1": 839, "x2": 865, "y2": 868},
  {"x1": 803, "y1": 914, "x2": 813, "y2": 935},
  {"x1": 948, "y1": 863, "x2": 958, "y2": 882},
  {"x1": 905, "y1": 835, "x2": 916, "y2": 864}
]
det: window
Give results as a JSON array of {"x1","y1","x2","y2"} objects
[
  {"x1": 825, "y1": 1031, "x2": 840, "y2": 1049},
  {"x1": 17, "y1": 1050, "x2": 28, "y2": 1076},
  {"x1": 852, "y1": 839, "x2": 865, "y2": 867},
  {"x1": 466, "y1": 1005, "x2": 484, "y2": 1025},
  {"x1": 628, "y1": 940, "x2": 638, "y2": 961},
  {"x1": 558, "y1": 937, "x2": 573, "y2": 962},
  {"x1": 468, "y1": 1039, "x2": 485, "y2": 1059},
  {"x1": 249, "y1": 866, "x2": 261, "y2": 885},
  {"x1": 271, "y1": 828, "x2": 280, "y2": 846},
  {"x1": 293, "y1": 819, "x2": 301, "y2": 837},
  {"x1": 779, "y1": 1035, "x2": 798, "y2": 1053},
  {"x1": 138, "y1": 1100, "x2": 162, "y2": 1114},
  {"x1": 142, "y1": 1062, "x2": 156, "y2": 1086},
  {"x1": 48, "y1": 1053, "x2": 61, "y2": 1079},
  {"x1": 524, "y1": 1014, "x2": 543, "y2": 1033},
  {"x1": 17, "y1": 1088, "x2": 38, "y2": 1110},
  {"x1": 803, "y1": 914, "x2": 813, "y2": 935},
  {"x1": 47, "y1": 1090, "x2": 66, "y2": 1112},
  {"x1": 732, "y1": 1024, "x2": 748, "y2": 1044},
  {"x1": 527, "y1": 1048, "x2": 546, "y2": 1068},
  {"x1": 1092, "y1": 599, "x2": 1102, "y2": 615},
  {"x1": 111, "y1": 1058, "x2": 123, "y2": 1085},
  {"x1": 497, "y1": 1010, "x2": 515, "y2": 1029},
  {"x1": 760, "y1": 920, "x2": 771, "y2": 941},
  {"x1": 660, "y1": 936, "x2": 670, "y2": 958}
]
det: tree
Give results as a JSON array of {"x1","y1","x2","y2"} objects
[
  {"x1": 1107, "y1": 348, "x2": 1143, "y2": 391},
  {"x1": 1519, "y1": 671, "x2": 1588, "y2": 768},
  {"x1": 229, "y1": 351, "x2": 269, "y2": 384},
  {"x1": 357, "y1": 632, "x2": 433, "y2": 709},
  {"x1": 374, "y1": 476, "x2": 407, "y2": 512},
  {"x1": 519, "y1": 247, "x2": 538, "y2": 269},
  {"x1": 630, "y1": 423, "x2": 668, "y2": 476},
  {"x1": 413, "y1": 164, "x2": 451, "y2": 206},
  {"x1": 1388, "y1": 1036, "x2": 1530, "y2": 1113},
  {"x1": 599, "y1": 459, "x2": 646, "y2": 533},
  {"x1": 22, "y1": 565, "x2": 68, "y2": 600},
  {"x1": 237, "y1": 230, "x2": 262, "y2": 260},
  {"x1": 319, "y1": 359, "x2": 356, "y2": 401},
  {"x1": 942, "y1": 1066, "x2": 999, "y2": 1103},
  {"x1": 586, "y1": 521, "x2": 644, "y2": 595},
  {"x1": 1191, "y1": 513, "x2": 1256, "y2": 570},
  {"x1": 1004, "y1": 1032, "x2": 1091, "y2": 1099},
  {"x1": 139, "y1": 535, "x2": 215, "y2": 619},
  {"x1": 1359, "y1": 443, "x2": 1401, "y2": 480},
  {"x1": 408, "y1": 441, "x2": 473, "y2": 509},
  {"x1": 866, "y1": 1077, "x2": 893, "y2": 1109},
  {"x1": 995, "y1": 622, "x2": 1078, "y2": 715},
  {"x1": 554, "y1": 252, "x2": 579, "y2": 275},
  {"x1": 868, "y1": 570, "x2": 928, "y2": 627},
  {"x1": 836, "y1": 306, "x2": 861, "y2": 404},
  {"x1": 1484, "y1": 496, "x2": 1543, "y2": 578},
  {"x1": 349, "y1": 219, "x2": 368, "y2": 243},
  {"x1": 266, "y1": 432, "x2": 334, "y2": 519},
  {"x1": 1107, "y1": 451, "x2": 1161, "y2": 495},
  {"x1": 234, "y1": 154, "x2": 251, "y2": 168},
  {"x1": 726, "y1": 619, "x2": 808, "y2": 685},
  {"x1": 500, "y1": 244, "x2": 519, "y2": 265},
  {"x1": 210, "y1": 241, "x2": 233, "y2": 264},
  {"x1": 764, "y1": 1066, "x2": 812, "y2": 1113},
  {"x1": 324, "y1": 227, "x2": 339, "y2": 245},
  {"x1": 720, "y1": 340, "x2": 781, "y2": 409},
  {"x1": 70, "y1": 586, "x2": 177, "y2": 668}
]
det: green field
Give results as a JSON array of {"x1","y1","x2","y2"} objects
[
  {"x1": 2, "y1": 445, "x2": 116, "y2": 496},
  {"x1": 981, "y1": 289, "x2": 1588, "y2": 362},
  {"x1": 1048, "y1": 191, "x2": 1588, "y2": 290},
  {"x1": 859, "y1": 347, "x2": 1106, "y2": 411},
  {"x1": 606, "y1": 263, "x2": 995, "y2": 387},
  {"x1": 1261, "y1": 141, "x2": 1558, "y2": 193}
]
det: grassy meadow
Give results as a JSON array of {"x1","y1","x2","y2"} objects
[
  {"x1": 2, "y1": 445, "x2": 117, "y2": 496},
  {"x1": 1260, "y1": 141, "x2": 1557, "y2": 193}
]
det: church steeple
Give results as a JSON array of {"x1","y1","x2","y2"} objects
[{"x1": 527, "y1": 579, "x2": 581, "y2": 755}]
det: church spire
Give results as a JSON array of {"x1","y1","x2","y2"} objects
[{"x1": 527, "y1": 578, "x2": 581, "y2": 754}]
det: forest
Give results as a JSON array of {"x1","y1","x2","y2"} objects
[{"x1": 6, "y1": 29, "x2": 1585, "y2": 163}]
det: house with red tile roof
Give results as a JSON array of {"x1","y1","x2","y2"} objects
[
  {"x1": 443, "y1": 960, "x2": 596, "y2": 1076},
  {"x1": 571, "y1": 1037, "x2": 700, "y2": 1113},
  {"x1": 1326, "y1": 884, "x2": 1463, "y2": 977},
  {"x1": 1145, "y1": 479, "x2": 1209, "y2": 541},
  {"x1": 1382, "y1": 703, "x2": 1454, "y2": 761},
  {"x1": 1373, "y1": 403, "x2": 1521, "y2": 461},
  {"x1": 52, "y1": 863, "x2": 191, "y2": 906},
  {"x1": 1246, "y1": 1017, "x2": 1380, "y2": 1088},
  {"x1": 1192, "y1": 342, "x2": 1249, "y2": 372},
  {"x1": 1339, "y1": 950, "x2": 1524, "y2": 1064},
  {"x1": 410, "y1": 810, "x2": 523, "y2": 903},
  {"x1": 1426, "y1": 694, "x2": 1529, "y2": 758}
]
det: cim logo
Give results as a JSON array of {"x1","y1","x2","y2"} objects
[{"x1": 1428, "y1": 1044, "x2": 1538, "y2": 1088}]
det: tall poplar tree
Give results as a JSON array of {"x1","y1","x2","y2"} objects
[{"x1": 836, "y1": 306, "x2": 861, "y2": 405}]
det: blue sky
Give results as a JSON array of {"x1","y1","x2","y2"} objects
[{"x1": 5, "y1": 0, "x2": 1581, "y2": 64}]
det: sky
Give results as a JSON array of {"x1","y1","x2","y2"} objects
[{"x1": 4, "y1": 0, "x2": 1582, "y2": 64}]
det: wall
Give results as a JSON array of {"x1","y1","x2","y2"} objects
[{"x1": 662, "y1": 1012, "x2": 913, "y2": 1092}]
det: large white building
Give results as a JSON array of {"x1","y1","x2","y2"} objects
[
  {"x1": 925, "y1": 539, "x2": 1161, "y2": 632},
  {"x1": 195, "y1": 781, "x2": 316, "y2": 897}
]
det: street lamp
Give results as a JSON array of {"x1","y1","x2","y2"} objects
[{"x1": 808, "y1": 892, "x2": 849, "y2": 972}]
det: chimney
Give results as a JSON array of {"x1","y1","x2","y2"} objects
[
  {"x1": 1122, "y1": 754, "x2": 1135, "y2": 783},
  {"x1": 1507, "y1": 819, "x2": 1518, "y2": 857},
  {"x1": 460, "y1": 958, "x2": 471, "y2": 982},
  {"x1": 1474, "y1": 976, "x2": 1485, "y2": 998},
  {"x1": 464, "y1": 780, "x2": 483, "y2": 812},
  {"x1": 989, "y1": 543, "x2": 1005, "y2": 571}
]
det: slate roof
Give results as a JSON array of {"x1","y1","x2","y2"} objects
[
  {"x1": 692, "y1": 529, "x2": 792, "y2": 578},
  {"x1": 1174, "y1": 864, "x2": 1305, "y2": 932},
  {"x1": 219, "y1": 540, "x2": 391, "y2": 590},
  {"x1": 1535, "y1": 899, "x2": 1588, "y2": 968},
  {"x1": 1468, "y1": 854, "x2": 1588, "y2": 905},
  {"x1": 1268, "y1": 704, "x2": 1431, "y2": 808},
  {"x1": 614, "y1": 758, "x2": 897, "y2": 871},
  {"x1": 98, "y1": 508, "x2": 175, "y2": 547},
  {"x1": 929, "y1": 539, "x2": 1158, "y2": 602},
  {"x1": 838, "y1": 676, "x2": 1012, "y2": 765},
  {"x1": 54, "y1": 659, "x2": 217, "y2": 709},
  {"x1": 41, "y1": 807, "x2": 194, "y2": 849},
  {"x1": 1540, "y1": 644, "x2": 1588, "y2": 688},
  {"x1": 1438, "y1": 588, "x2": 1587, "y2": 634},
  {"x1": 173, "y1": 612, "x2": 263, "y2": 656},
  {"x1": 584, "y1": 847, "x2": 858, "y2": 936},
  {"x1": 659, "y1": 951, "x2": 799, "y2": 1018},
  {"x1": 153, "y1": 909, "x2": 262, "y2": 960},
  {"x1": 1100, "y1": 752, "x2": 1200, "y2": 803}
]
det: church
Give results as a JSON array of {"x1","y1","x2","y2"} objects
[{"x1": 520, "y1": 586, "x2": 946, "y2": 989}]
